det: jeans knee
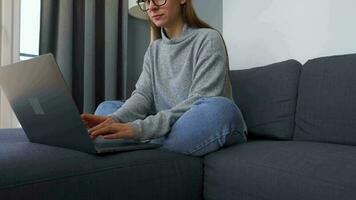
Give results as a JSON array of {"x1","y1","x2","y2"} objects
[
  {"x1": 197, "y1": 96, "x2": 235, "y2": 109},
  {"x1": 95, "y1": 100, "x2": 124, "y2": 116},
  {"x1": 195, "y1": 96, "x2": 247, "y2": 134},
  {"x1": 160, "y1": 97, "x2": 247, "y2": 156},
  {"x1": 196, "y1": 97, "x2": 242, "y2": 121}
]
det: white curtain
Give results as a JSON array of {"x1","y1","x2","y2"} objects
[{"x1": 0, "y1": 0, "x2": 20, "y2": 128}]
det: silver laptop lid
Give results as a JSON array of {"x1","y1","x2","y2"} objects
[{"x1": 0, "y1": 54, "x2": 96, "y2": 153}]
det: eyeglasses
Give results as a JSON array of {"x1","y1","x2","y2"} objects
[{"x1": 136, "y1": 0, "x2": 167, "y2": 12}]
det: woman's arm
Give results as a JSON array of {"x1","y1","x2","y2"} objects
[{"x1": 109, "y1": 49, "x2": 154, "y2": 123}]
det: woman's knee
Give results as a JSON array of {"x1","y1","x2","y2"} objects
[
  {"x1": 194, "y1": 96, "x2": 244, "y2": 124},
  {"x1": 160, "y1": 96, "x2": 247, "y2": 156},
  {"x1": 94, "y1": 100, "x2": 124, "y2": 116},
  {"x1": 197, "y1": 96, "x2": 248, "y2": 145}
]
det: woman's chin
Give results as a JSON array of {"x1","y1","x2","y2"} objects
[{"x1": 152, "y1": 20, "x2": 165, "y2": 28}]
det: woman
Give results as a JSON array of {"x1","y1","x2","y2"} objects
[{"x1": 81, "y1": 0, "x2": 247, "y2": 156}]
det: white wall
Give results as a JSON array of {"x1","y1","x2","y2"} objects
[{"x1": 224, "y1": 0, "x2": 356, "y2": 69}]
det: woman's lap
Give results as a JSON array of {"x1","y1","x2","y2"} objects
[{"x1": 95, "y1": 97, "x2": 247, "y2": 156}]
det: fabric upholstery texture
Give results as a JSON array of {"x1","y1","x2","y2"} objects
[
  {"x1": 230, "y1": 60, "x2": 302, "y2": 140},
  {"x1": 0, "y1": 129, "x2": 203, "y2": 200},
  {"x1": 294, "y1": 53, "x2": 356, "y2": 145},
  {"x1": 204, "y1": 141, "x2": 356, "y2": 200}
]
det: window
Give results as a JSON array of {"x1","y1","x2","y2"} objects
[
  {"x1": 20, "y1": 0, "x2": 41, "y2": 60},
  {"x1": 0, "y1": 0, "x2": 20, "y2": 128},
  {"x1": 0, "y1": 0, "x2": 40, "y2": 128}
]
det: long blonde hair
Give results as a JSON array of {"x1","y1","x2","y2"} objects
[{"x1": 149, "y1": 0, "x2": 211, "y2": 40}]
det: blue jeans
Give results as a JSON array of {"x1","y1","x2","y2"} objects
[{"x1": 95, "y1": 97, "x2": 247, "y2": 156}]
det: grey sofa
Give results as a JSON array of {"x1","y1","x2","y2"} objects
[{"x1": 1, "y1": 53, "x2": 356, "y2": 200}]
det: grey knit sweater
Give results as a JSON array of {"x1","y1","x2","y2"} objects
[{"x1": 109, "y1": 25, "x2": 233, "y2": 140}]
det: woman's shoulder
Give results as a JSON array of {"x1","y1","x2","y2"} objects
[
  {"x1": 195, "y1": 28, "x2": 223, "y2": 42},
  {"x1": 149, "y1": 39, "x2": 162, "y2": 48},
  {"x1": 194, "y1": 28, "x2": 225, "y2": 51},
  {"x1": 144, "y1": 39, "x2": 162, "y2": 54}
]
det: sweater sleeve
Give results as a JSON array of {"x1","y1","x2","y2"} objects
[
  {"x1": 109, "y1": 49, "x2": 153, "y2": 123},
  {"x1": 130, "y1": 31, "x2": 229, "y2": 140}
]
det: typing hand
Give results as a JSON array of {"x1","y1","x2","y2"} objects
[
  {"x1": 80, "y1": 113, "x2": 109, "y2": 129},
  {"x1": 87, "y1": 118, "x2": 135, "y2": 140}
]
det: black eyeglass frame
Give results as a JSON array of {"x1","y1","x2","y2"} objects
[{"x1": 136, "y1": 0, "x2": 167, "y2": 12}]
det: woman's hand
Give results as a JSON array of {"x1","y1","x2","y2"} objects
[
  {"x1": 81, "y1": 113, "x2": 109, "y2": 129},
  {"x1": 81, "y1": 113, "x2": 135, "y2": 140}
]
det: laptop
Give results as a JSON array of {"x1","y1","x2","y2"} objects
[{"x1": 0, "y1": 54, "x2": 161, "y2": 154}]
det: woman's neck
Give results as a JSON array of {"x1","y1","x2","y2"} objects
[{"x1": 163, "y1": 19, "x2": 184, "y2": 39}]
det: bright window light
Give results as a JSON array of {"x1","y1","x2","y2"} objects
[{"x1": 20, "y1": 0, "x2": 41, "y2": 61}]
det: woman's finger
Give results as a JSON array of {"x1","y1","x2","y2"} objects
[
  {"x1": 82, "y1": 114, "x2": 108, "y2": 124},
  {"x1": 103, "y1": 133, "x2": 122, "y2": 139},
  {"x1": 81, "y1": 113, "x2": 94, "y2": 121},
  {"x1": 89, "y1": 119, "x2": 111, "y2": 134},
  {"x1": 82, "y1": 114, "x2": 102, "y2": 128},
  {"x1": 90, "y1": 122, "x2": 114, "y2": 138},
  {"x1": 82, "y1": 121, "x2": 89, "y2": 129}
]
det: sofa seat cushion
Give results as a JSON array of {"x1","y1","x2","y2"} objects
[
  {"x1": 204, "y1": 141, "x2": 356, "y2": 200},
  {"x1": 0, "y1": 129, "x2": 203, "y2": 200}
]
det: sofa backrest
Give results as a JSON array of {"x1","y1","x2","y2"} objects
[
  {"x1": 230, "y1": 60, "x2": 302, "y2": 140},
  {"x1": 294, "y1": 53, "x2": 356, "y2": 145}
]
